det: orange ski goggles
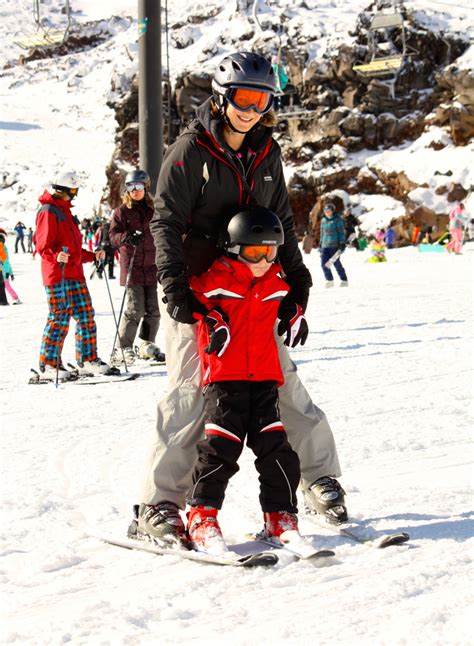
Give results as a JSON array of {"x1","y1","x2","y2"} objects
[
  {"x1": 239, "y1": 244, "x2": 278, "y2": 263},
  {"x1": 227, "y1": 87, "x2": 273, "y2": 114}
]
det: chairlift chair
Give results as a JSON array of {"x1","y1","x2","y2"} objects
[
  {"x1": 352, "y1": 9, "x2": 407, "y2": 99},
  {"x1": 14, "y1": 0, "x2": 72, "y2": 50}
]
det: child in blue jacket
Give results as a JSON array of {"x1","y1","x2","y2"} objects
[{"x1": 319, "y1": 204, "x2": 348, "y2": 287}]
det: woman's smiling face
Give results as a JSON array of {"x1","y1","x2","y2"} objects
[{"x1": 225, "y1": 103, "x2": 263, "y2": 132}]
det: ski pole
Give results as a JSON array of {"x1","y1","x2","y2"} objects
[
  {"x1": 110, "y1": 245, "x2": 137, "y2": 364},
  {"x1": 55, "y1": 245, "x2": 68, "y2": 388},
  {"x1": 102, "y1": 260, "x2": 129, "y2": 372}
]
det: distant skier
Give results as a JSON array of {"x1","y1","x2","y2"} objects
[
  {"x1": 109, "y1": 169, "x2": 164, "y2": 365},
  {"x1": 186, "y1": 207, "x2": 304, "y2": 553},
  {"x1": 13, "y1": 221, "x2": 27, "y2": 253},
  {"x1": 35, "y1": 172, "x2": 112, "y2": 380},
  {"x1": 384, "y1": 224, "x2": 396, "y2": 249},
  {"x1": 95, "y1": 219, "x2": 115, "y2": 280},
  {"x1": 343, "y1": 208, "x2": 359, "y2": 249},
  {"x1": 319, "y1": 203, "x2": 348, "y2": 287},
  {"x1": 368, "y1": 232, "x2": 387, "y2": 263},
  {"x1": 27, "y1": 227, "x2": 34, "y2": 253},
  {"x1": 0, "y1": 230, "x2": 21, "y2": 304},
  {"x1": 446, "y1": 202, "x2": 467, "y2": 255}
]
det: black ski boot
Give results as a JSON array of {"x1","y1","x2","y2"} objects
[
  {"x1": 304, "y1": 477, "x2": 347, "y2": 524},
  {"x1": 128, "y1": 502, "x2": 189, "y2": 549}
]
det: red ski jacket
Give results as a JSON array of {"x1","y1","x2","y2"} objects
[
  {"x1": 35, "y1": 190, "x2": 95, "y2": 286},
  {"x1": 190, "y1": 256, "x2": 289, "y2": 386}
]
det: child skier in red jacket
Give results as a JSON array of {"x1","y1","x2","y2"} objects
[{"x1": 187, "y1": 207, "x2": 309, "y2": 555}]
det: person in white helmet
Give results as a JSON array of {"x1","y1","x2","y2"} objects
[{"x1": 35, "y1": 172, "x2": 113, "y2": 380}]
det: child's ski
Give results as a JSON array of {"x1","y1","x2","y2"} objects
[
  {"x1": 249, "y1": 530, "x2": 335, "y2": 561},
  {"x1": 306, "y1": 514, "x2": 409, "y2": 549},
  {"x1": 96, "y1": 535, "x2": 278, "y2": 568}
]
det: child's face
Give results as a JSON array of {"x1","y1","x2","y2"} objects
[{"x1": 239, "y1": 255, "x2": 273, "y2": 278}]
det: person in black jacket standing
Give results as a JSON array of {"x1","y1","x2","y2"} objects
[
  {"x1": 132, "y1": 52, "x2": 346, "y2": 547},
  {"x1": 109, "y1": 170, "x2": 164, "y2": 365}
]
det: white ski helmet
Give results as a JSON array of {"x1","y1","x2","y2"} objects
[{"x1": 51, "y1": 171, "x2": 81, "y2": 193}]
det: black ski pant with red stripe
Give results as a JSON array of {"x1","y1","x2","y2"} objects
[{"x1": 187, "y1": 380, "x2": 300, "y2": 513}]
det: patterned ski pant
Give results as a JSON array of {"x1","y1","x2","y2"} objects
[{"x1": 39, "y1": 280, "x2": 98, "y2": 368}]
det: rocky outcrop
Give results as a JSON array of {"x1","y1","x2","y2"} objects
[{"x1": 102, "y1": 6, "x2": 471, "y2": 242}]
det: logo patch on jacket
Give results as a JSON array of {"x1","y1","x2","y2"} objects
[{"x1": 264, "y1": 175, "x2": 273, "y2": 182}]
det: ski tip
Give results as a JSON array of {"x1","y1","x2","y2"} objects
[
  {"x1": 238, "y1": 552, "x2": 279, "y2": 567},
  {"x1": 378, "y1": 532, "x2": 410, "y2": 548}
]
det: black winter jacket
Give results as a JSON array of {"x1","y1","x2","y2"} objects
[
  {"x1": 151, "y1": 98, "x2": 312, "y2": 307},
  {"x1": 109, "y1": 201, "x2": 157, "y2": 286}
]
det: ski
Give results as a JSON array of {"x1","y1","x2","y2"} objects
[
  {"x1": 324, "y1": 232, "x2": 357, "y2": 268},
  {"x1": 306, "y1": 513, "x2": 409, "y2": 549},
  {"x1": 110, "y1": 355, "x2": 166, "y2": 368},
  {"x1": 28, "y1": 368, "x2": 140, "y2": 385},
  {"x1": 96, "y1": 535, "x2": 278, "y2": 568},
  {"x1": 248, "y1": 530, "x2": 335, "y2": 561}
]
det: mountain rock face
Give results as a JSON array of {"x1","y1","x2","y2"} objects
[{"x1": 105, "y1": 4, "x2": 472, "y2": 245}]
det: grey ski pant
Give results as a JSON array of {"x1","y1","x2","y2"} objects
[
  {"x1": 117, "y1": 284, "x2": 160, "y2": 349},
  {"x1": 140, "y1": 288, "x2": 342, "y2": 508}
]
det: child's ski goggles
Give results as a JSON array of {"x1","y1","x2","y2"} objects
[
  {"x1": 126, "y1": 182, "x2": 145, "y2": 192},
  {"x1": 226, "y1": 86, "x2": 273, "y2": 115},
  {"x1": 239, "y1": 244, "x2": 278, "y2": 263}
]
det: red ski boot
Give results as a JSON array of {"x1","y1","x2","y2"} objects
[
  {"x1": 187, "y1": 506, "x2": 228, "y2": 555},
  {"x1": 263, "y1": 511, "x2": 317, "y2": 558},
  {"x1": 264, "y1": 511, "x2": 299, "y2": 540}
]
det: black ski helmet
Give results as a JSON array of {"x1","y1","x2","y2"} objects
[
  {"x1": 225, "y1": 206, "x2": 284, "y2": 255},
  {"x1": 125, "y1": 169, "x2": 150, "y2": 189},
  {"x1": 212, "y1": 52, "x2": 276, "y2": 106}
]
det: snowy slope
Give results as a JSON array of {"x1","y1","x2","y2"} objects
[
  {"x1": 1, "y1": 245, "x2": 473, "y2": 646},
  {"x1": 1, "y1": 1, "x2": 474, "y2": 645}
]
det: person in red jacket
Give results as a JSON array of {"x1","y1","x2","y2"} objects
[
  {"x1": 185, "y1": 207, "x2": 307, "y2": 554},
  {"x1": 35, "y1": 172, "x2": 112, "y2": 380}
]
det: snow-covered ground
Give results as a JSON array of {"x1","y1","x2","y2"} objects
[{"x1": 1, "y1": 244, "x2": 473, "y2": 645}]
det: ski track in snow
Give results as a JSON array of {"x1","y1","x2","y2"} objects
[{"x1": 1, "y1": 246, "x2": 473, "y2": 646}]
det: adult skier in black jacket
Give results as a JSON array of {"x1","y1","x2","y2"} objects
[{"x1": 135, "y1": 52, "x2": 346, "y2": 547}]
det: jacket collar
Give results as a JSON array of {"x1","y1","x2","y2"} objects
[{"x1": 38, "y1": 189, "x2": 73, "y2": 214}]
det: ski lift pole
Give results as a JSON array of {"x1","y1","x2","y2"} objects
[{"x1": 138, "y1": 0, "x2": 163, "y2": 194}]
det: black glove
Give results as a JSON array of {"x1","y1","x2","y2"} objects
[
  {"x1": 6, "y1": 273, "x2": 13, "y2": 280},
  {"x1": 163, "y1": 288, "x2": 208, "y2": 325},
  {"x1": 125, "y1": 230, "x2": 143, "y2": 246},
  {"x1": 339, "y1": 244, "x2": 346, "y2": 253},
  {"x1": 277, "y1": 302, "x2": 308, "y2": 347},
  {"x1": 203, "y1": 308, "x2": 231, "y2": 357}
]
